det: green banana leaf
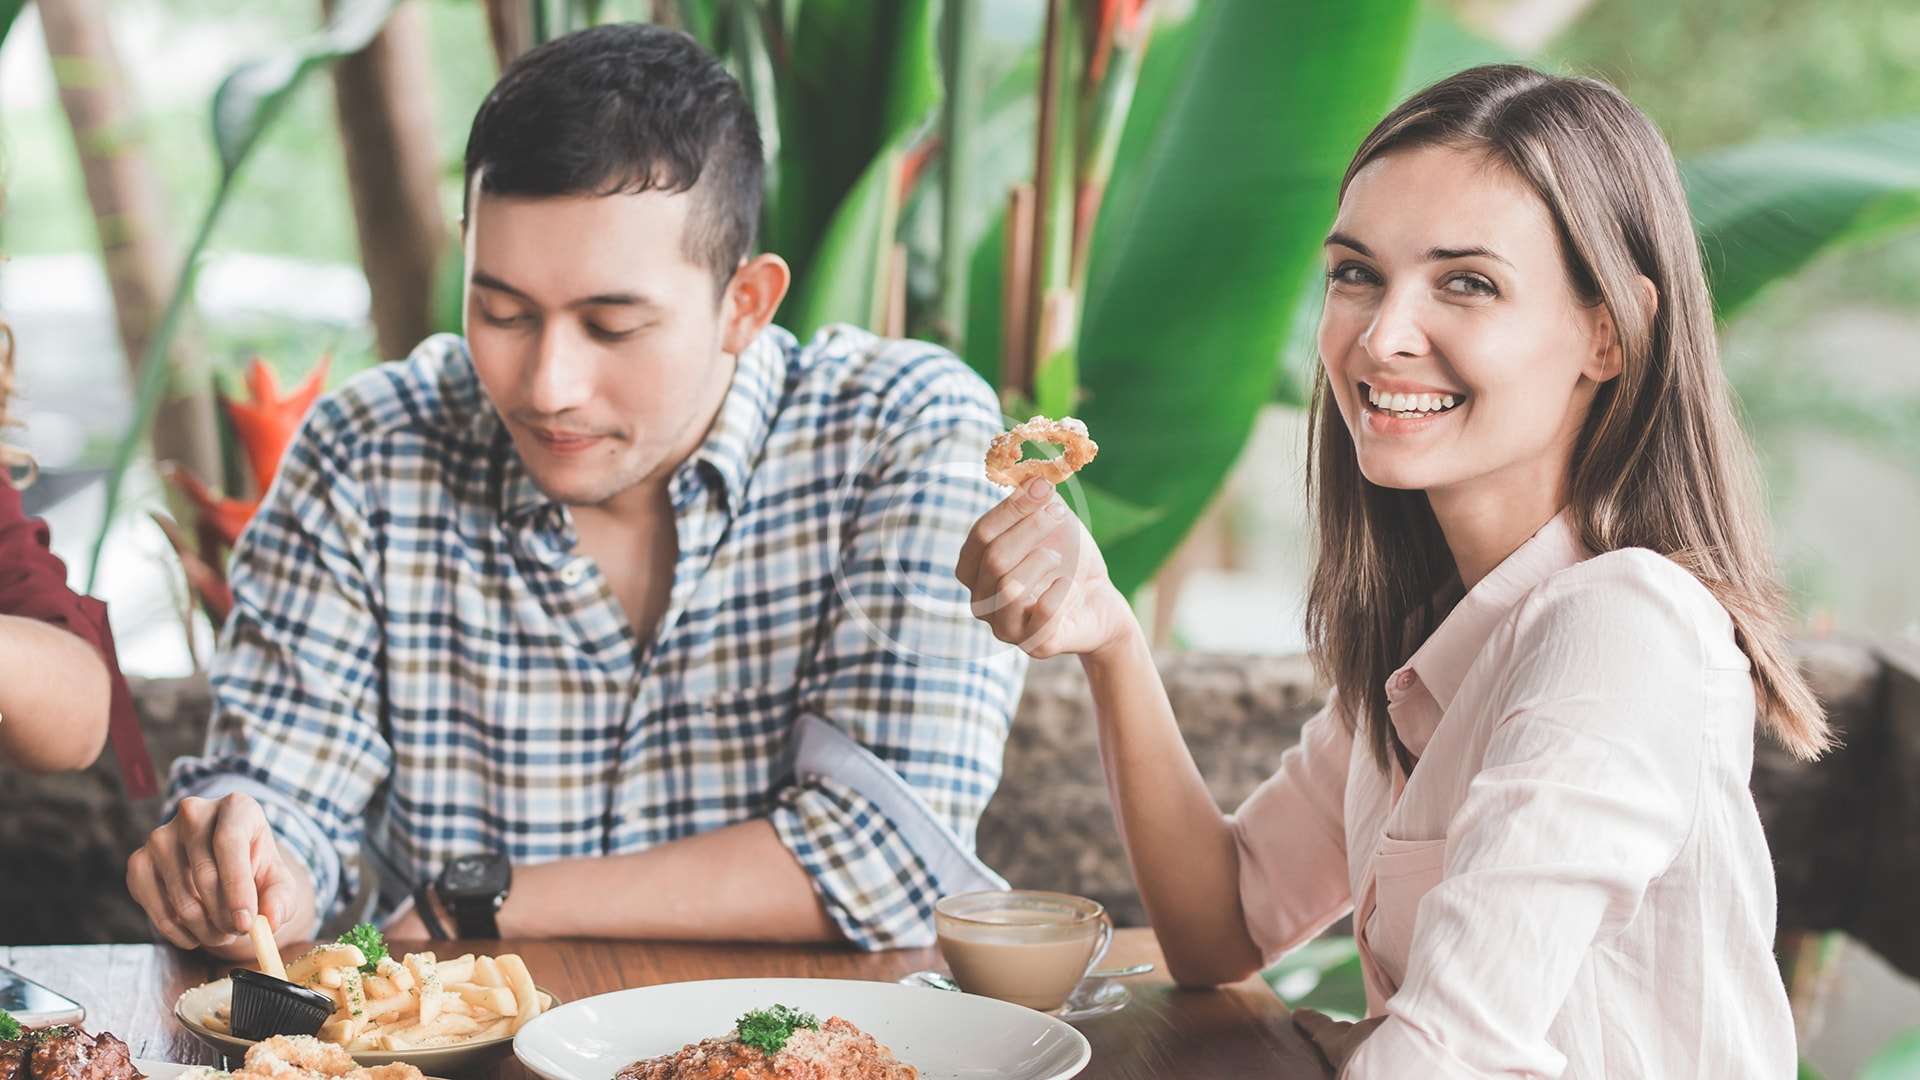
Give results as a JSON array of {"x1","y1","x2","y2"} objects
[
  {"x1": 1075, "y1": 0, "x2": 1419, "y2": 598},
  {"x1": 1073, "y1": 480, "x2": 1162, "y2": 549},
  {"x1": 963, "y1": 206, "x2": 1009, "y2": 389},
  {"x1": 1685, "y1": 118, "x2": 1920, "y2": 322},
  {"x1": 764, "y1": 0, "x2": 941, "y2": 326},
  {"x1": 1263, "y1": 935, "x2": 1368, "y2": 1020},
  {"x1": 942, "y1": 45, "x2": 1047, "y2": 386},
  {"x1": 88, "y1": 0, "x2": 402, "y2": 585},
  {"x1": 1395, "y1": 0, "x2": 1516, "y2": 97},
  {"x1": 1860, "y1": 1028, "x2": 1920, "y2": 1080},
  {"x1": 210, "y1": 0, "x2": 402, "y2": 174},
  {"x1": 675, "y1": 1, "x2": 720, "y2": 45},
  {"x1": 781, "y1": 138, "x2": 908, "y2": 334},
  {"x1": 0, "y1": 0, "x2": 26, "y2": 52}
]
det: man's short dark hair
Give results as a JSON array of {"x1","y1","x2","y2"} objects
[{"x1": 463, "y1": 23, "x2": 762, "y2": 291}]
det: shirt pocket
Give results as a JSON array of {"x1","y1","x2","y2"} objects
[{"x1": 1365, "y1": 834, "x2": 1449, "y2": 990}]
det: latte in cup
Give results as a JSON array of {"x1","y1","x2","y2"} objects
[{"x1": 935, "y1": 890, "x2": 1113, "y2": 1012}]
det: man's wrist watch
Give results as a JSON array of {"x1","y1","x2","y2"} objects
[{"x1": 434, "y1": 852, "x2": 511, "y2": 938}]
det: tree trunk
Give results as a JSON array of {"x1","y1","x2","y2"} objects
[
  {"x1": 37, "y1": 0, "x2": 222, "y2": 486},
  {"x1": 483, "y1": 0, "x2": 535, "y2": 72},
  {"x1": 325, "y1": 0, "x2": 447, "y2": 362}
]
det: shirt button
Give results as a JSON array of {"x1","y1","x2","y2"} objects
[{"x1": 559, "y1": 561, "x2": 587, "y2": 585}]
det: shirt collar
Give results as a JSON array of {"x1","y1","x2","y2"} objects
[
  {"x1": 1395, "y1": 508, "x2": 1588, "y2": 715},
  {"x1": 485, "y1": 327, "x2": 793, "y2": 526},
  {"x1": 683, "y1": 325, "x2": 790, "y2": 517}
]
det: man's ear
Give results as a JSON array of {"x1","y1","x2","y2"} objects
[{"x1": 719, "y1": 254, "x2": 791, "y2": 355}]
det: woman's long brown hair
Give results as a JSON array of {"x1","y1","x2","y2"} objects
[{"x1": 1305, "y1": 64, "x2": 1831, "y2": 769}]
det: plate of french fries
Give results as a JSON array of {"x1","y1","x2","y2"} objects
[{"x1": 174, "y1": 923, "x2": 556, "y2": 1074}]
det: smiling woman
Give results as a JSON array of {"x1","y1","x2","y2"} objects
[{"x1": 953, "y1": 61, "x2": 1829, "y2": 1080}]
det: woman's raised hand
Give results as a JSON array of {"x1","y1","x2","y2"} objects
[{"x1": 955, "y1": 477, "x2": 1137, "y2": 660}]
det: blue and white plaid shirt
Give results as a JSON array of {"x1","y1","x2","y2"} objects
[{"x1": 170, "y1": 325, "x2": 1028, "y2": 949}]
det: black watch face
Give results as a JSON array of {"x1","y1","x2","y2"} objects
[{"x1": 442, "y1": 854, "x2": 510, "y2": 898}]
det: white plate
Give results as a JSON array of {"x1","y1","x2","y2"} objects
[
  {"x1": 138, "y1": 1055, "x2": 451, "y2": 1080},
  {"x1": 513, "y1": 977, "x2": 1090, "y2": 1080},
  {"x1": 136, "y1": 1060, "x2": 215, "y2": 1080}
]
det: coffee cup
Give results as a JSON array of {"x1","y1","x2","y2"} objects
[{"x1": 934, "y1": 889, "x2": 1114, "y2": 1012}]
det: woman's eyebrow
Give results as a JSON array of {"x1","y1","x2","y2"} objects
[
  {"x1": 1426, "y1": 245, "x2": 1513, "y2": 267},
  {"x1": 1323, "y1": 233, "x2": 1515, "y2": 269},
  {"x1": 1324, "y1": 231, "x2": 1372, "y2": 256}
]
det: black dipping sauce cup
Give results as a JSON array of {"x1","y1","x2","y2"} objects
[{"x1": 229, "y1": 968, "x2": 335, "y2": 1041}]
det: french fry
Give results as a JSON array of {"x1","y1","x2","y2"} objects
[
  {"x1": 434, "y1": 1015, "x2": 482, "y2": 1036},
  {"x1": 341, "y1": 967, "x2": 368, "y2": 1019},
  {"x1": 447, "y1": 982, "x2": 516, "y2": 1016},
  {"x1": 248, "y1": 915, "x2": 286, "y2": 980},
  {"x1": 203, "y1": 1015, "x2": 231, "y2": 1035},
  {"x1": 388, "y1": 962, "x2": 416, "y2": 991},
  {"x1": 239, "y1": 946, "x2": 538, "y2": 1053},
  {"x1": 496, "y1": 954, "x2": 541, "y2": 1032},
  {"x1": 435, "y1": 955, "x2": 476, "y2": 984},
  {"x1": 361, "y1": 992, "x2": 417, "y2": 1023},
  {"x1": 469, "y1": 1018, "x2": 512, "y2": 1042},
  {"x1": 374, "y1": 1027, "x2": 416, "y2": 1052},
  {"x1": 317, "y1": 1016, "x2": 361, "y2": 1045},
  {"x1": 405, "y1": 953, "x2": 443, "y2": 996},
  {"x1": 471, "y1": 955, "x2": 503, "y2": 988},
  {"x1": 288, "y1": 944, "x2": 366, "y2": 985}
]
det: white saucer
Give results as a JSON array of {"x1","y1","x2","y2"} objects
[{"x1": 895, "y1": 970, "x2": 1132, "y2": 1024}]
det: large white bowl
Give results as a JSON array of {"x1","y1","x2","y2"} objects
[{"x1": 512, "y1": 977, "x2": 1090, "y2": 1080}]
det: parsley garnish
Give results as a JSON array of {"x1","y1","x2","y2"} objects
[
  {"x1": 337, "y1": 923, "x2": 388, "y2": 975},
  {"x1": 735, "y1": 1005, "x2": 819, "y2": 1055},
  {"x1": 0, "y1": 1012, "x2": 73, "y2": 1044}
]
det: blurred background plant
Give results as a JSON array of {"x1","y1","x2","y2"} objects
[
  {"x1": 11, "y1": 0, "x2": 1920, "y2": 631},
  {"x1": 4, "y1": 1, "x2": 1920, "y2": 1071}
]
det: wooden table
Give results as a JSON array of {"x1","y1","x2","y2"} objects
[{"x1": 2, "y1": 931, "x2": 1327, "y2": 1079}]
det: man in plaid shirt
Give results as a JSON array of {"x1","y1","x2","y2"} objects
[{"x1": 126, "y1": 23, "x2": 1027, "y2": 955}]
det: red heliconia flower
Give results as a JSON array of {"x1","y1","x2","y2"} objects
[
  {"x1": 224, "y1": 355, "x2": 329, "y2": 498},
  {"x1": 151, "y1": 510, "x2": 235, "y2": 624},
  {"x1": 162, "y1": 462, "x2": 258, "y2": 551},
  {"x1": 898, "y1": 134, "x2": 943, "y2": 203},
  {"x1": 1086, "y1": 0, "x2": 1147, "y2": 85}
]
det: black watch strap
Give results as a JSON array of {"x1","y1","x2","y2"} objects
[
  {"x1": 444, "y1": 894, "x2": 502, "y2": 939},
  {"x1": 412, "y1": 883, "x2": 451, "y2": 940}
]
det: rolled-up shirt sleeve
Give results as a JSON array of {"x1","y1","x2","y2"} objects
[
  {"x1": 167, "y1": 399, "x2": 391, "y2": 923},
  {"x1": 1230, "y1": 697, "x2": 1356, "y2": 962},
  {"x1": 768, "y1": 356, "x2": 1027, "y2": 950},
  {"x1": 1347, "y1": 559, "x2": 1708, "y2": 1078}
]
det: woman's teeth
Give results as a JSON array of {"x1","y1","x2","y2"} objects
[{"x1": 1365, "y1": 384, "x2": 1461, "y2": 415}]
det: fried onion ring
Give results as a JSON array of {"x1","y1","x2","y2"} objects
[{"x1": 985, "y1": 415, "x2": 1098, "y2": 487}]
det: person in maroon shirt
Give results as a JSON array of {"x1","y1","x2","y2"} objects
[{"x1": 0, "y1": 326, "x2": 155, "y2": 792}]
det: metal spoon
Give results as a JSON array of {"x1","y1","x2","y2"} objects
[{"x1": 1089, "y1": 962, "x2": 1155, "y2": 978}]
